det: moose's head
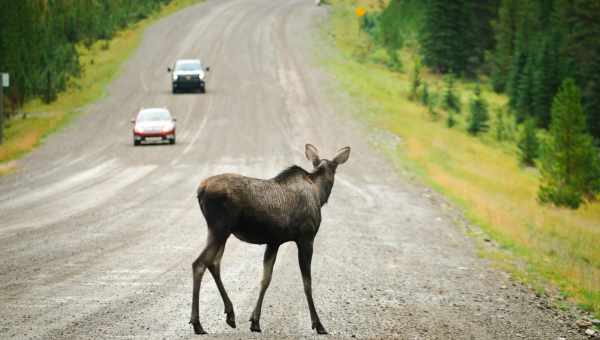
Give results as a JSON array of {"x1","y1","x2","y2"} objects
[
  {"x1": 305, "y1": 144, "x2": 350, "y2": 204},
  {"x1": 305, "y1": 144, "x2": 351, "y2": 174}
]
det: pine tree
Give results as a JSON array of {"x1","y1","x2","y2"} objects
[
  {"x1": 420, "y1": 0, "x2": 465, "y2": 74},
  {"x1": 532, "y1": 34, "x2": 563, "y2": 128},
  {"x1": 420, "y1": 82, "x2": 430, "y2": 106},
  {"x1": 490, "y1": 0, "x2": 518, "y2": 92},
  {"x1": 538, "y1": 79, "x2": 600, "y2": 208},
  {"x1": 442, "y1": 74, "x2": 461, "y2": 113},
  {"x1": 428, "y1": 102, "x2": 439, "y2": 121},
  {"x1": 463, "y1": 0, "x2": 500, "y2": 76},
  {"x1": 495, "y1": 109, "x2": 509, "y2": 141},
  {"x1": 560, "y1": 0, "x2": 600, "y2": 140},
  {"x1": 517, "y1": 118, "x2": 539, "y2": 166},
  {"x1": 410, "y1": 59, "x2": 421, "y2": 101},
  {"x1": 514, "y1": 51, "x2": 535, "y2": 122},
  {"x1": 505, "y1": 0, "x2": 542, "y2": 121},
  {"x1": 467, "y1": 85, "x2": 489, "y2": 135}
]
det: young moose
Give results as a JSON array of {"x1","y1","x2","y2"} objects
[{"x1": 190, "y1": 144, "x2": 351, "y2": 335}]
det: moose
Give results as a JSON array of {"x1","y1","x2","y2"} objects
[{"x1": 189, "y1": 144, "x2": 351, "y2": 335}]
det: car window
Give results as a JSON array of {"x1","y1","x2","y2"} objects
[
  {"x1": 138, "y1": 110, "x2": 171, "y2": 122},
  {"x1": 176, "y1": 61, "x2": 202, "y2": 71}
]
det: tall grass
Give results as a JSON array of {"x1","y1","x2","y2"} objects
[{"x1": 324, "y1": 0, "x2": 600, "y2": 318}]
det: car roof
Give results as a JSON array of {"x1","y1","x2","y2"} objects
[
  {"x1": 138, "y1": 108, "x2": 170, "y2": 115},
  {"x1": 176, "y1": 59, "x2": 202, "y2": 65}
]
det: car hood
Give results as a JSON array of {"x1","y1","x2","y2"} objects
[{"x1": 174, "y1": 70, "x2": 205, "y2": 79}]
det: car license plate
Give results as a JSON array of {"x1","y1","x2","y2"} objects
[
  {"x1": 186, "y1": 75, "x2": 191, "y2": 80},
  {"x1": 146, "y1": 137, "x2": 162, "y2": 141}
]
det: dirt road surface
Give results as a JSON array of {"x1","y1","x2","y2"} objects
[{"x1": 0, "y1": 0, "x2": 586, "y2": 339}]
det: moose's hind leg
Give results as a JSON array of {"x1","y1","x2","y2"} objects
[
  {"x1": 207, "y1": 241, "x2": 236, "y2": 329},
  {"x1": 190, "y1": 233, "x2": 224, "y2": 335},
  {"x1": 249, "y1": 243, "x2": 279, "y2": 332}
]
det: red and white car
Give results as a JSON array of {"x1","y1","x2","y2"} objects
[{"x1": 131, "y1": 108, "x2": 176, "y2": 146}]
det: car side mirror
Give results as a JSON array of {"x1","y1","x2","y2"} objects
[
  {"x1": 167, "y1": 67, "x2": 172, "y2": 73},
  {"x1": 130, "y1": 119, "x2": 135, "y2": 124},
  {"x1": 172, "y1": 118, "x2": 177, "y2": 122},
  {"x1": 205, "y1": 66, "x2": 210, "y2": 72}
]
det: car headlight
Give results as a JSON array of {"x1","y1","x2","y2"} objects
[
  {"x1": 173, "y1": 73, "x2": 178, "y2": 81},
  {"x1": 162, "y1": 124, "x2": 174, "y2": 133},
  {"x1": 135, "y1": 126, "x2": 145, "y2": 133}
]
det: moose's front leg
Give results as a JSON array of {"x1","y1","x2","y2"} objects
[{"x1": 297, "y1": 240, "x2": 327, "y2": 335}]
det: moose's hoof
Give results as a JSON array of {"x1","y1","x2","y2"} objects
[
  {"x1": 250, "y1": 319, "x2": 261, "y2": 333},
  {"x1": 226, "y1": 311, "x2": 236, "y2": 328},
  {"x1": 189, "y1": 320, "x2": 207, "y2": 335},
  {"x1": 312, "y1": 322, "x2": 328, "y2": 335}
]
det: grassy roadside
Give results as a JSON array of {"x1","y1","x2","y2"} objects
[
  {"x1": 322, "y1": 0, "x2": 600, "y2": 319},
  {"x1": 0, "y1": 0, "x2": 203, "y2": 173}
]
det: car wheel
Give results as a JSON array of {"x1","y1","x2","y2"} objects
[
  {"x1": 134, "y1": 139, "x2": 140, "y2": 146},
  {"x1": 200, "y1": 86, "x2": 206, "y2": 94},
  {"x1": 172, "y1": 86, "x2": 177, "y2": 94},
  {"x1": 170, "y1": 137, "x2": 176, "y2": 145}
]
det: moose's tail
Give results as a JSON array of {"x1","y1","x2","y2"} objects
[{"x1": 196, "y1": 180, "x2": 207, "y2": 206}]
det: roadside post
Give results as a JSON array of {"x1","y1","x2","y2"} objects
[
  {"x1": 0, "y1": 73, "x2": 8, "y2": 144},
  {"x1": 355, "y1": 6, "x2": 366, "y2": 38}
]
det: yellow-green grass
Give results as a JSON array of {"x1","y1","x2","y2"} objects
[
  {"x1": 0, "y1": 0, "x2": 202, "y2": 167},
  {"x1": 324, "y1": 0, "x2": 600, "y2": 318}
]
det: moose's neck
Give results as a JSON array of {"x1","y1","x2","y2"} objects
[{"x1": 311, "y1": 172, "x2": 334, "y2": 206}]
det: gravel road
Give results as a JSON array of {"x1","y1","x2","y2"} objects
[{"x1": 0, "y1": 0, "x2": 588, "y2": 339}]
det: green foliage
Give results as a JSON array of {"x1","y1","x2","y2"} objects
[
  {"x1": 420, "y1": 0, "x2": 498, "y2": 75},
  {"x1": 442, "y1": 74, "x2": 461, "y2": 113},
  {"x1": 532, "y1": 34, "x2": 562, "y2": 128},
  {"x1": 420, "y1": 0, "x2": 465, "y2": 74},
  {"x1": 467, "y1": 85, "x2": 490, "y2": 135},
  {"x1": 490, "y1": 0, "x2": 518, "y2": 92},
  {"x1": 494, "y1": 108, "x2": 516, "y2": 142},
  {"x1": 409, "y1": 59, "x2": 421, "y2": 101},
  {"x1": 420, "y1": 82, "x2": 430, "y2": 106},
  {"x1": 379, "y1": 0, "x2": 425, "y2": 44},
  {"x1": 560, "y1": 0, "x2": 600, "y2": 140},
  {"x1": 517, "y1": 118, "x2": 540, "y2": 166},
  {"x1": 447, "y1": 110, "x2": 457, "y2": 128},
  {"x1": 0, "y1": 0, "x2": 172, "y2": 110},
  {"x1": 538, "y1": 79, "x2": 600, "y2": 208},
  {"x1": 428, "y1": 102, "x2": 439, "y2": 121}
]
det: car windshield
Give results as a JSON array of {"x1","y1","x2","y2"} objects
[
  {"x1": 176, "y1": 61, "x2": 202, "y2": 71},
  {"x1": 137, "y1": 109, "x2": 171, "y2": 122}
]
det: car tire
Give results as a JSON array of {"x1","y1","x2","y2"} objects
[
  {"x1": 172, "y1": 86, "x2": 177, "y2": 94},
  {"x1": 200, "y1": 86, "x2": 206, "y2": 94},
  {"x1": 170, "y1": 137, "x2": 176, "y2": 145},
  {"x1": 134, "y1": 139, "x2": 140, "y2": 146}
]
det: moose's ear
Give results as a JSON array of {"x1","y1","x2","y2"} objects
[
  {"x1": 305, "y1": 144, "x2": 320, "y2": 167},
  {"x1": 333, "y1": 146, "x2": 351, "y2": 165}
]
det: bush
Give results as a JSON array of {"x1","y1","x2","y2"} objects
[
  {"x1": 517, "y1": 118, "x2": 539, "y2": 166},
  {"x1": 420, "y1": 82, "x2": 430, "y2": 106},
  {"x1": 494, "y1": 108, "x2": 515, "y2": 142},
  {"x1": 467, "y1": 85, "x2": 489, "y2": 135},
  {"x1": 442, "y1": 74, "x2": 461, "y2": 113},
  {"x1": 409, "y1": 59, "x2": 421, "y2": 100}
]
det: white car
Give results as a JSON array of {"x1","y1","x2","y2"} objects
[{"x1": 168, "y1": 59, "x2": 210, "y2": 93}]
